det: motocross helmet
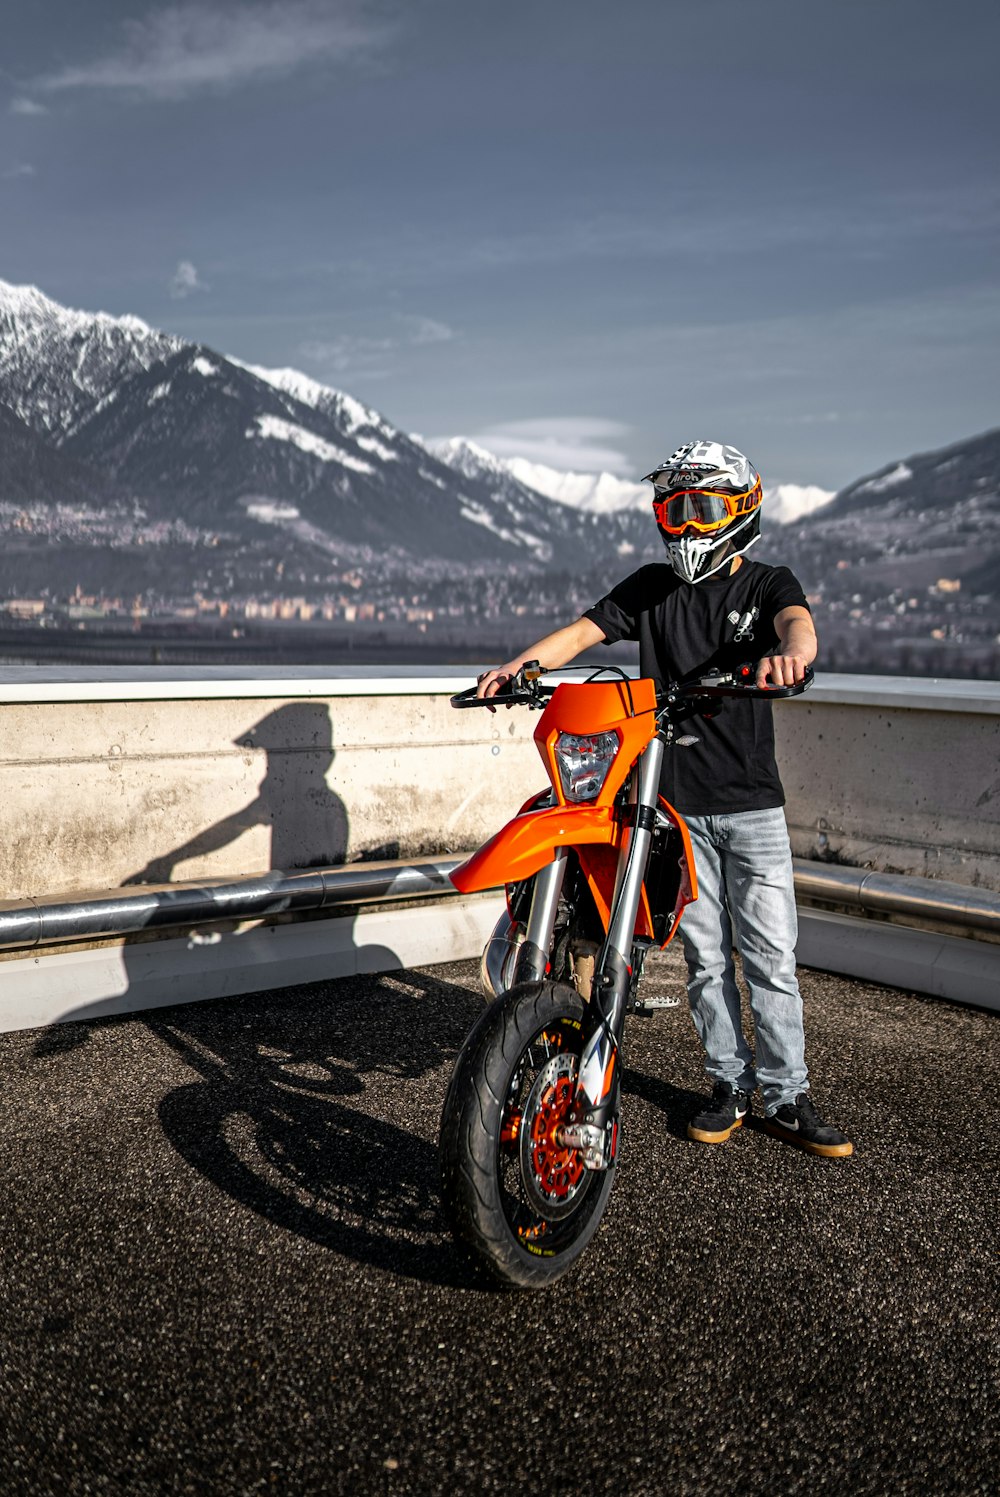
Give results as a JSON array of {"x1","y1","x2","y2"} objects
[{"x1": 643, "y1": 439, "x2": 763, "y2": 584}]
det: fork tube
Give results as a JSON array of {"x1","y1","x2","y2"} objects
[
  {"x1": 573, "y1": 737, "x2": 665, "y2": 1132},
  {"x1": 605, "y1": 737, "x2": 665, "y2": 967},
  {"x1": 516, "y1": 849, "x2": 568, "y2": 984}
]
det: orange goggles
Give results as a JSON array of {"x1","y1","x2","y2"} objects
[{"x1": 651, "y1": 478, "x2": 762, "y2": 535}]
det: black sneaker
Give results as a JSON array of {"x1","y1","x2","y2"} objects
[
  {"x1": 687, "y1": 1081, "x2": 752, "y2": 1144},
  {"x1": 763, "y1": 1092, "x2": 853, "y2": 1158}
]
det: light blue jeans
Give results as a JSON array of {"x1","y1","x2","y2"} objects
[{"x1": 678, "y1": 807, "x2": 808, "y2": 1112}]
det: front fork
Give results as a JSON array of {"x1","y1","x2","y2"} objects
[
  {"x1": 571, "y1": 736, "x2": 665, "y2": 1166},
  {"x1": 514, "y1": 847, "x2": 569, "y2": 986},
  {"x1": 519, "y1": 736, "x2": 667, "y2": 1171}
]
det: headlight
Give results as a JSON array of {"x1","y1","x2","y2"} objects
[{"x1": 554, "y1": 729, "x2": 620, "y2": 802}]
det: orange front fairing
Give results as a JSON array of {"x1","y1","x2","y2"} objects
[
  {"x1": 449, "y1": 793, "x2": 697, "y2": 949},
  {"x1": 450, "y1": 803, "x2": 618, "y2": 892},
  {"x1": 450, "y1": 801, "x2": 660, "y2": 938}
]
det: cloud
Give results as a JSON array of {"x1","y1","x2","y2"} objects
[
  {"x1": 169, "y1": 259, "x2": 208, "y2": 298},
  {"x1": 32, "y1": 2, "x2": 390, "y2": 101},
  {"x1": 2, "y1": 162, "x2": 36, "y2": 180},
  {"x1": 401, "y1": 314, "x2": 455, "y2": 345},
  {"x1": 9, "y1": 98, "x2": 48, "y2": 115},
  {"x1": 302, "y1": 313, "x2": 458, "y2": 378},
  {"x1": 461, "y1": 418, "x2": 634, "y2": 474},
  {"x1": 301, "y1": 333, "x2": 395, "y2": 378}
]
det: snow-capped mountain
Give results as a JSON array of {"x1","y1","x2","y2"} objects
[
  {"x1": 429, "y1": 436, "x2": 835, "y2": 526},
  {"x1": 0, "y1": 278, "x2": 657, "y2": 575},
  {"x1": 506, "y1": 458, "x2": 647, "y2": 513},
  {"x1": 758, "y1": 426, "x2": 1000, "y2": 599},
  {"x1": 427, "y1": 439, "x2": 647, "y2": 514},
  {"x1": 0, "y1": 281, "x2": 179, "y2": 437},
  {"x1": 425, "y1": 437, "x2": 654, "y2": 557},
  {"x1": 1, "y1": 277, "x2": 995, "y2": 626}
]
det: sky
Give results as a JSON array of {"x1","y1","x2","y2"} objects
[{"x1": 1, "y1": 0, "x2": 998, "y2": 490}]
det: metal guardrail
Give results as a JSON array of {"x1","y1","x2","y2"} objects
[
  {"x1": 0, "y1": 857, "x2": 465, "y2": 952},
  {"x1": 792, "y1": 860, "x2": 1000, "y2": 935},
  {"x1": 0, "y1": 855, "x2": 997, "y2": 956}
]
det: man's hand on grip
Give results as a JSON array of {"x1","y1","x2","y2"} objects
[{"x1": 755, "y1": 653, "x2": 809, "y2": 689}]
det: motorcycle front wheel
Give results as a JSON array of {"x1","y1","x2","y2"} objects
[{"x1": 439, "y1": 980, "x2": 617, "y2": 1288}]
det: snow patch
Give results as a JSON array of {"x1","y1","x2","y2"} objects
[
  {"x1": 191, "y1": 356, "x2": 219, "y2": 377},
  {"x1": 240, "y1": 362, "x2": 334, "y2": 411},
  {"x1": 337, "y1": 392, "x2": 378, "y2": 435},
  {"x1": 857, "y1": 462, "x2": 913, "y2": 495},
  {"x1": 763, "y1": 483, "x2": 836, "y2": 524},
  {"x1": 239, "y1": 361, "x2": 392, "y2": 440},
  {"x1": 458, "y1": 499, "x2": 551, "y2": 558},
  {"x1": 505, "y1": 457, "x2": 646, "y2": 513},
  {"x1": 249, "y1": 415, "x2": 374, "y2": 473},
  {"x1": 356, "y1": 434, "x2": 397, "y2": 462},
  {"x1": 245, "y1": 499, "x2": 301, "y2": 523},
  {"x1": 148, "y1": 382, "x2": 172, "y2": 404}
]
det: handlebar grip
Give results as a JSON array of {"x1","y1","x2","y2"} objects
[{"x1": 752, "y1": 662, "x2": 814, "y2": 697}]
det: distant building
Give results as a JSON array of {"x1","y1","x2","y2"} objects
[{"x1": 1, "y1": 599, "x2": 45, "y2": 619}]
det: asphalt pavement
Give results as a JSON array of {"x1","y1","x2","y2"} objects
[{"x1": 1, "y1": 946, "x2": 997, "y2": 1496}]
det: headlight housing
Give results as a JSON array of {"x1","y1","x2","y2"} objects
[{"x1": 554, "y1": 729, "x2": 620, "y2": 802}]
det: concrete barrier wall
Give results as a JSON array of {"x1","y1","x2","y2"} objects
[
  {"x1": 776, "y1": 676, "x2": 1000, "y2": 892},
  {"x1": 0, "y1": 667, "x2": 996, "y2": 902},
  {"x1": 0, "y1": 669, "x2": 539, "y2": 900}
]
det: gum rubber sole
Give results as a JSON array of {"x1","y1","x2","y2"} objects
[
  {"x1": 762, "y1": 1119, "x2": 854, "y2": 1158},
  {"x1": 687, "y1": 1116, "x2": 744, "y2": 1145}
]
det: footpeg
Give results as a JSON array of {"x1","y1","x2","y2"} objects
[{"x1": 633, "y1": 995, "x2": 682, "y2": 1017}]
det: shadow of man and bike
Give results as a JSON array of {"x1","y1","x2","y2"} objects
[{"x1": 32, "y1": 702, "x2": 487, "y2": 1287}]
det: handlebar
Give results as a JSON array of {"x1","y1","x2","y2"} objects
[
  {"x1": 451, "y1": 661, "x2": 813, "y2": 711},
  {"x1": 665, "y1": 663, "x2": 814, "y2": 703},
  {"x1": 450, "y1": 662, "x2": 555, "y2": 710}
]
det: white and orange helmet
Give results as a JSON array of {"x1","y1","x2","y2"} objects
[{"x1": 643, "y1": 439, "x2": 763, "y2": 583}]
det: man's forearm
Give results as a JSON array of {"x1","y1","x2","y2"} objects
[
  {"x1": 478, "y1": 617, "x2": 607, "y2": 699},
  {"x1": 777, "y1": 616, "x2": 818, "y2": 664},
  {"x1": 504, "y1": 618, "x2": 606, "y2": 674},
  {"x1": 757, "y1": 605, "x2": 817, "y2": 686}
]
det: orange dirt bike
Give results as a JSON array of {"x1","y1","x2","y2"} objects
[{"x1": 439, "y1": 660, "x2": 813, "y2": 1287}]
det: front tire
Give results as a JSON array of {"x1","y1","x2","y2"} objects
[{"x1": 439, "y1": 980, "x2": 616, "y2": 1288}]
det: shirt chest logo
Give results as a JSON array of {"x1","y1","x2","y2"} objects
[{"x1": 728, "y1": 606, "x2": 758, "y2": 643}]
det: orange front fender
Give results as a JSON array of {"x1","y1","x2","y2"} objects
[{"x1": 450, "y1": 803, "x2": 619, "y2": 892}]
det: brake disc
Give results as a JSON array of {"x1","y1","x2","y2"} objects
[{"x1": 518, "y1": 1052, "x2": 588, "y2": 1221}]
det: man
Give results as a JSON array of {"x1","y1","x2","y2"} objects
[{"x1": 477, "y1": 439, "x2": 852, "y2": 1159}]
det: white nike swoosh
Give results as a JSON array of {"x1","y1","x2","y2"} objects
[
  {"x1": 734, "y1": 1108, "x2": 747, "y2": 1119},
  {"x1": 774, "y1": 1116, "x2": 799, "y2": 1130}
]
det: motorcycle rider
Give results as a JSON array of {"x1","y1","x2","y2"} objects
[{"x1": 477, "y1": 439, "x2": 852, "y2": 1159}]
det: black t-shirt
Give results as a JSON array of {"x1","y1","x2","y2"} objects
[{"x1": 584, "y1": 559, "x2": 809, "y2": 816}]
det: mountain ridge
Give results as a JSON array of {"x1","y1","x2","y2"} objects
[
  {"x1": 0, "y1": 277, "x2": 658, "y2": 575},
  {"x1": 0, "y1": 278, "x2": 997, "y2": 667}
]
